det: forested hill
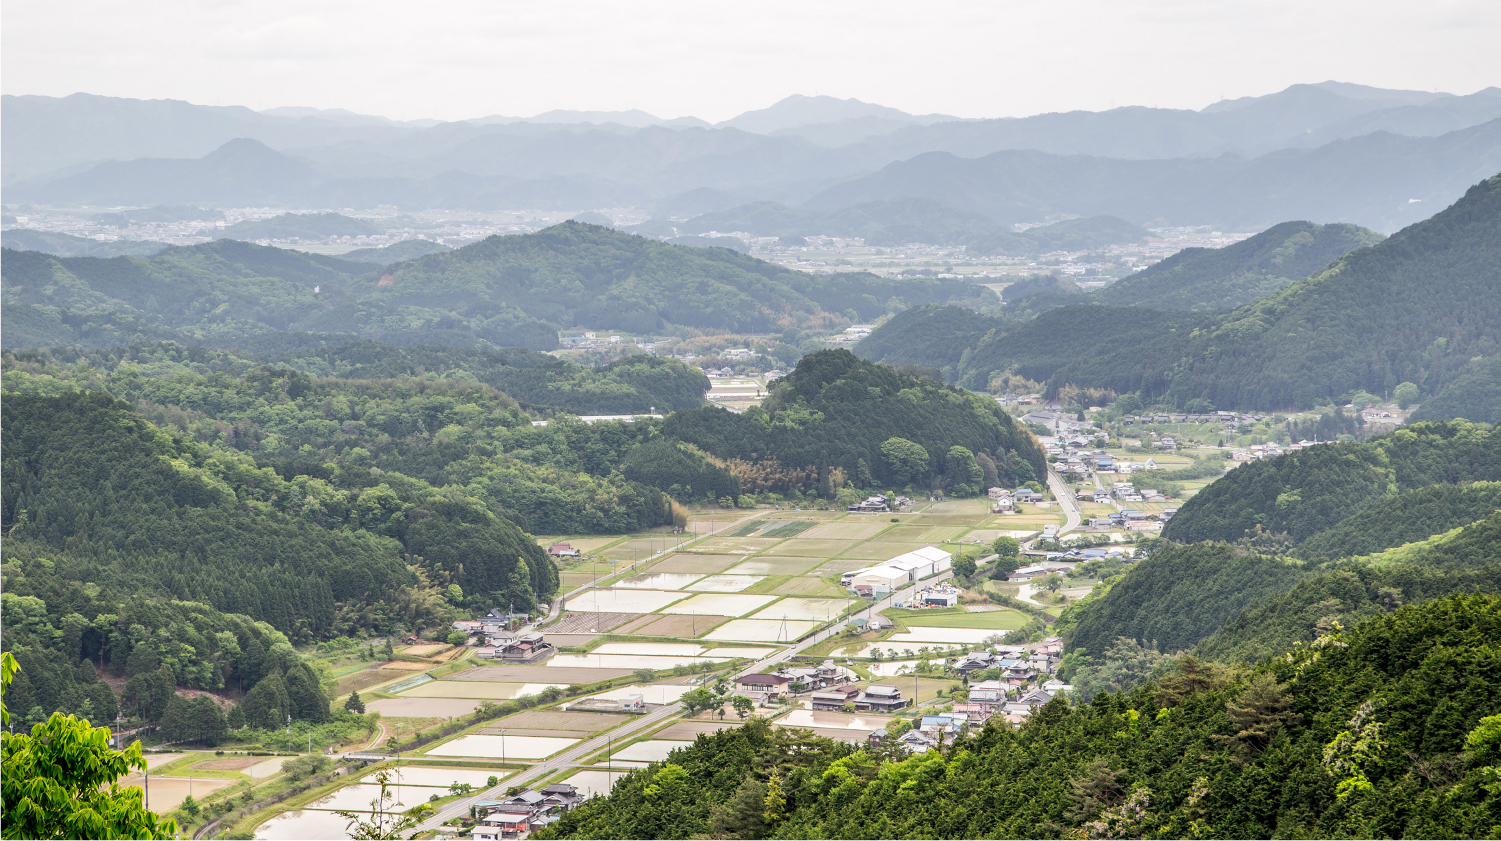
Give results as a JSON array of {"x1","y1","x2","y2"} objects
[
  {"x1": 370, "y1": 221, "x2": 989, "y2": 334},
  {"x1": 2, "y1": 222, "x2": 986, "y2": 353},
  {"x1": 1161, "y1": 420, "x2": 1501, "y2": 545},
  {"x1": 538, "y1": 595, "x2": 1501, "y2": 840},
  {"x1": 665, "y1": 349, "x2": 1045, "y2": 494},
  {"x1": 1410, "y1": 354, "x2": 1501, "y2": 424},
  {"x1": 1090, "y1": 220, "x2": 1384, "y2": 311},
  {"x1": 268, "y1": 341, "x2": 710, "y2": 414},
  {"x1": 0, "y1": 391, "x2": 557, "y2": 638},
  {"x1": 855, "y1": 174, "x2": 1501, "y2": 410},
  {"x1": 1159, "y1": 173, "x2": 1501, "y2": 408},
  {"x1": 851, "y1": 304, "x2": 1000, "y2": 374}
]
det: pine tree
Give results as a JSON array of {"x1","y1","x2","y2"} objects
[{"x1": 345, "y1": 691, "x2": 366, "y2": 714}]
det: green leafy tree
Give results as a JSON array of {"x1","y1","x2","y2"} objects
[
  {"x1": 345, "y1": 691, "x2": 366, "y2": 715},
  {"x1": 880, "y1": 437, "x2": 930, "y2": 487},
  {"x1": 731, "y1": 696, "x2": 754, "y2": 720},
  {"x1": 1393, "y1": 381, "x2": 1420, "y2": 409},
  {"x1": 1, "y1": 652, "x2": 178, "y2": 839},
  {"x1": 447, "y1": 631, "x2": 468, "y2": 647}
]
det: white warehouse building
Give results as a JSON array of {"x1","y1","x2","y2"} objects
[{"x1": 847, "y1": 546, "x2": 954, "y2": 595}]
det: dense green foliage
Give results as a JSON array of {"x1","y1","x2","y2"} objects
[
  {"x1": 1295, "y1": 482, "x2": 1501, "y2": 561},
  {"x1": 374, "y1": 221, "x2": 989, "y2": 334},
  {"x1": 1093, "y1": 221, "x2": 1383, "y2": 311},
  {"x1": 955, "y1": 304, "x2": 1212, "y2": 395},
  {"x1": 270, "y1": 340, "x2": 710, "y2": 414},
  {"x1": 1, "y1": 654, "x2": 177, "y2": 840},
  {"x1": 1059, "y1": 544, "x2": 1308, "y2": 661},
  {"x1": 851, "y1": 304, "x2": 999, "y2": 374},
  {"x1": 1, "y1": 344, "x2": 698, "y2": 531},
  {"x1": 664, "y1": 350, "x2": 1044, "y2": 492},
  {"x1": 1199, "y1": 512, "x2": 1501, "y2": 664},
  {"x1": 1, "y1": 391, "x2": 422, "y2": 637},
  {"x1": 1159, "y1": 174, "x2": 1501, "y2": 408},
  {"x1": 1163, "y1": 421, "x2": 1501, "y2": 544},
  {"x1": 541, "y1": 595, "x2": 1501, "y2": 839},
  {"x1": 1411, "y1": 354, "x2": 1501, "y2": 424}
]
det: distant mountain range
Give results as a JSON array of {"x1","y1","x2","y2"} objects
[{"x1": 5, "y1": 83, "x2": 1501, "y2": 233}]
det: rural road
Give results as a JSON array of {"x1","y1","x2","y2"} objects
[{"x1": 1046, "y1": 469, "x2": 1082, "y2": 537}]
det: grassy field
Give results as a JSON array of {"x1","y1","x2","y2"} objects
[{"x1": 885, "y1": 608, "x2": 1027, "y2": 631}]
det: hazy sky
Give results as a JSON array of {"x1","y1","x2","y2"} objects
[{"x1": 4, "y1": 0, "x2": 1497, "y2": 122}]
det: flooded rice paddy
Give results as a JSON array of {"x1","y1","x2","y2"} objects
[{"x1": 426, "y1": 734, "x2": 578, "y2": 759}]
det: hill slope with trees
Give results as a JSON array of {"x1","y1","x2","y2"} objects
[
  {"x1": 1410, "y1": 354, "x2": 1501, "y2": 424},
  {"x1": 2, "y1": 222, "x2": 988, "y2": 353},
  {"x1": 1161, "y1": 421, "x2": 1501, "y2": 545},
  {"x1": 1091, "y1": 220, "x2": 1384, "y2": 311},
  {"x1": 369, "y1": 221, "x2": 989, "y2": 335},
  {"x1": 853, "y1": 174, "x2": 1501, "y2": 411},
  {"x1": 665, "y1": 349, "x2": 1045, "y2": 494}
]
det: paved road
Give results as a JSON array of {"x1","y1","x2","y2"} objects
[{"x1": 1046, "y1": 468, "x2": 1083, "y2": 537}]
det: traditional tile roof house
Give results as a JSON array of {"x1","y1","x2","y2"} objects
[
  {"x1": 811, "y1": 685, "x2": 861, "y2": 710},
  {"x1": 856, "y1": 684, "x2": 908, "y2": 712}
]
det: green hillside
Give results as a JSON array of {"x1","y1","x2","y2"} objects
[
  {"x1": 539, "y1": 595, "x2": 1501, "y2": 840},
  {"x1": 3, "y1": 222, "x2": 984, "y2": 353},
  {"x1": 1199, "y1": 511, "x2": 1501, "y2": 663},
  {"x1": 1161, "y1": 421, "x2": 1501, "y2": 545},
  {"x1": 853, "y1": 175, "x2": 1501, "y2": 410},
  {"x1": 1411, "y1": 354, "x2": 1501, "y2": 424},
  {"x1": 1092, "y1": 220, "x2": 1383, "y2": 311},
  {"x1": 851, "y1": 304, "x2": 999, "y2": 373},
  {"x1": 372, "y1": 221, "x2": 988, "y2": 334},
  {"x1": 1294, "y1": 482, "x2": 1501, "y2": 561},
  {"x1": 954, "y1": 304, "x2": 1211, "y2": 394},
  {"x1": 1059, "y1": 543, "x2": 1306, "y2": 661},
  {"x1": 1161, "y1": 174, "x2": 1501, "y2": 408},
  {"x1": 270, "y1": 341, "x2": 710, "y2": 414},
  {"x1": 665, "y1": 350, "x2": 1045, "y2": 493}
]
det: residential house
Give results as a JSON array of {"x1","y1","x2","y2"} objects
[
  {"x1": 898, "y1": 729, "x2": 939, "y2": 753},
  {"x1": 848, "y1": 496, "x2": 890, "y2": 513},
  {"x1": 920, "y1": 714, "x2": 961, "y2": 737},
  {"x1": 950, "y1": 703, "x2": 993, "y2": 725},
  {"x1": 1002, "y1": 665, "x2": 1036, "y2": 687},
  {"x1": 547, "y1": 542, "x2": 581, "y2": 558},
  {"x1": 955, "y1": 651, "x2": 998, "y2": 677},
  {"x1": 499, "y1": 632, "x2": 554, "y2": 663},
  {"x1": 738, "y1": 674, "x2": 792, "y2": 698},
  {"x1": 811, "y1": 685, "x2": 861, "y2": 710},
  {"x1": 966, "y1": 679, "x2": 1005, "y2": 712},
  {"x1": 855, "y1": 684, "x2": 908, "y2": 712},
  {"x1": 1018, "y1": 688, "x2": 1054, "y2": 708}
]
